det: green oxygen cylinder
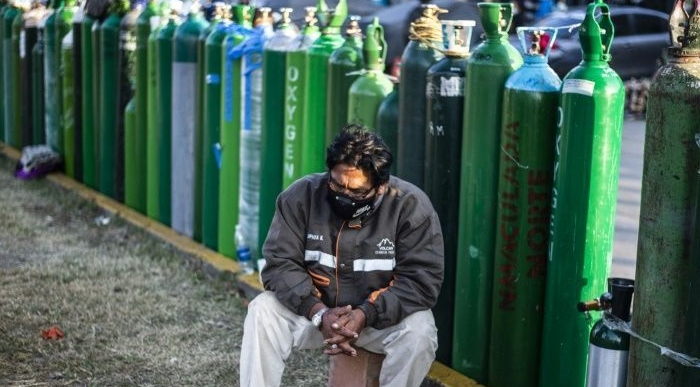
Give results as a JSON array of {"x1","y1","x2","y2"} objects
[
  {"x1": 18, "y1": 5, "x2": 45, "y2": 147},
  {"x1": 154, "y1": 13, "x2": 179, "y2": 226},
  {"x1": 32, "y1": 10, "x2": 46, "y2": 145},
  {"x1": 80, "y1": 12, "x2": 97, "y2": 188},
  {"x1": 145, "y1": 12, "x2": 162, "y2": 220},
  {"x1": 98, "y1": 0, "x2": 131, "y2": 201},
  {"x1": 61, "y1": 25, "x2": 75, "y2": 177},
  {"x1": 200, "y1": 2, "x2": 231, "y2": 250},
  {"x1": 299, "y1": 0, "x2": 346, "y2": 176},
  {"x1": 130, "y1": 0, "x2": 157, "y2": 213},
  {"x1": 539, "y1": 1, "x2": 625, "y2": 385},
  {"x1": 375, "y1": 82, "x2": 397, "y2": 174},
  {"x1": 171, "y1": 4, "x2": 208, "y2": 239},
  {"x1": 123, "y1": 97, "x2": 137, "y2": 194},
  {"x1": 70, "y1": 6, "x2": 83, "y2": 180},
  {"x1": 3, "y1": 3, "x2": 20, "y2": 147},
  {"x1": 6, "y1": 4, "x2": 22, "y2": 148},
  {"x1": 217, "y1": 4, "x2": 253, "y2": 258},
  {"x1": 120, "y1": 2, "x2": 140, "y2": 206},
  {"x1": 97, "y1": 3, "x2": 121, "y2": 198},
  {"x1": 628, "y1": 1, "x2": 700, "y2": 385},
  {"x1": 91, "y1": 16, "x2": 103, "y2": 184},
  {"x1": 395, "y1": 4, "x2": 443, "y2": 189},
  {"x1": 281, "y1": 6, "x2": 320, "y2": 188},
  {"x1": 423, "y1": 19, "x2": 474, "y2": 366},
  {"x1": 0, "y1": 1, "x2": 5, "y2": 143},
  {"x1": 192, "y1": 3, "x2": 223, "y2": 243},
  {"x1": 57, "y1": 0, "x2": 76, "y2": 144},
  {"x1": 487, "y1": 27, "x2": 561, "y2": 387},
  {"x1": 258, "y1": 7, "x2": 298, "y2": 256},
  {"x1": 347, "y1": 17, "x2": 393, "y2": 130},
  {"x1": 325, "y1": 14, "x2": 362, "y2": 142},
  {"x1": 44, "y1": 0, "x2": 74, "y2": 154},
  {"x1": 452, "y1": 3, "x2": 522, "y2": 382}
]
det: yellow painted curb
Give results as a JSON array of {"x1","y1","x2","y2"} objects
[
  {"x1": 1, "y1": 141, "x2": 480, "y2": 387},
  {"x1": 429, "y1": 361, "x2": 487, "y2": 387}
]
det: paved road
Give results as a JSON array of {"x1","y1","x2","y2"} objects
[{"x1": 611, "y1": 116, "x2": 645, "y2": 280}]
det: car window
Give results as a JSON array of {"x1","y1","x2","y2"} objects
[
  {"x1": 633, "y1": 14, "x2": 668, "y2": 34},
  {"x1": 611, "y1": 14, "x2": 632, "y2": 37}
]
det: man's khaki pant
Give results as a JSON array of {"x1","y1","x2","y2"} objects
[{"x1": 240, "y1": 291, "x2": 438, "y2": 387}]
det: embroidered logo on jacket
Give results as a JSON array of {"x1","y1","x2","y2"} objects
[
  {"x1": 307, "y1": 234, "x2": 324, "y2": 241},
  {"x1": 375, "y1": 238, "x2": 395, "y2": 255}
]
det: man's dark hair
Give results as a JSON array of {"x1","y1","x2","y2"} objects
[{"x1": 326, "y1": 124, "x2": 393, "y2": 187}]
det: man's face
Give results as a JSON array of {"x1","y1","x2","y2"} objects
[{"x1": 328, "y1": 164, "x2": 376, "y2": 201}]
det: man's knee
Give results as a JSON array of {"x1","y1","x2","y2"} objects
[
  {"x1": 247, "y1": 291, "x2": 279, "y2": 319},
  {"x1": 401, "y1": 311, "x2": 438, "y2": 352}
]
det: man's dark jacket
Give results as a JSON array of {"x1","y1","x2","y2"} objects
[{"x1": 261, "y1": 172, "x2": 444, "y2": 329}]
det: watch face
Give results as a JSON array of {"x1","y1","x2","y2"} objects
[{"x1": 312, "y1": 308, "x2": 327, "y2": 327}]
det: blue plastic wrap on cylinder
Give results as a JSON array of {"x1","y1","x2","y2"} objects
[
  {"x1": 230, "y1": 9, "x2": 273, "y2": 269},
  {"x1": 171, "y1": 8, "x2": 208, "y2": 239}
]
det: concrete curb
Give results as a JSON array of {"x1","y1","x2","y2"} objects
[{"x1": 1, "y1": 141, "x2": 484, "y2": 387}]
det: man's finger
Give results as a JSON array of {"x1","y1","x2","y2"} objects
[{"x1": 331, "y1": 325, "x2": 359, "y2": 339}]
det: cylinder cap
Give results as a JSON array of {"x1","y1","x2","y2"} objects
[
  {"x1": 579, "y1": 0, "x2": 613, "y2": 62},
  {"x1": 478, "y1": 2, "x2": 512, "y2": 38}
]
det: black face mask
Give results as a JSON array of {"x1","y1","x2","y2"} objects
[{"x1": 326, "y1": 189, "x2": 376, "y2": 220}]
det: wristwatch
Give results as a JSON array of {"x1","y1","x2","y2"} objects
[{"x1": 311, "y1": 307, "x2": 329, "y2": 329}]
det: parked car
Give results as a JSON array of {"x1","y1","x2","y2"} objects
[{"x1": 512, "y1": 5, "x2": 670, "y2": 79}]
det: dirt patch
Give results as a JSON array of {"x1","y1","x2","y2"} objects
[{"x1": 0, "y1": 155, "x2": 328, "y2": 386}]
